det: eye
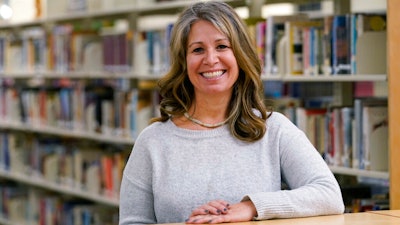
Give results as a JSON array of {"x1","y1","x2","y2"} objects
[
  {"x1": 192, "y1": 47, "x2": 204, "y2": 53},
  {"x1": 217, "y1": 44, "x2": 229, "y2": 50}
]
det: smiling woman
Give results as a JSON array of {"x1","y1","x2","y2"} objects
[
  {"x1": 118, "y1": 1, "x2": 345, "y2": 225},
  {"x1": 185, "y1": 19, "x2": 239, "y2": 106},
  {"x1": 156, "y1": 0, "x2": 267, "y2": 138}
]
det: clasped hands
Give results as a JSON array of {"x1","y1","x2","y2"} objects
[{"x1": 186, "y1": 200, "x2": 257, "y2": 224}]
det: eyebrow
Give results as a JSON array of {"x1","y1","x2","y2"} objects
[{"x1": 188, "y1": 38, "x2": 229, "y2": 48}]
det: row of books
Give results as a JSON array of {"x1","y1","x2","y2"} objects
[
  {"x1": 0, "y1": 131, "x2": 130, "y2": 199},
  {"x1": 278, "y1": 97, "x2": 388, "y2": 172},
  {"x1": 1, "y1": 13, "x2": 387, "y2": 77},
  {"x1": 0, "y1": 79, "x2": 159, "y2": 139},
  {"x1": 249, "y1": 13, "x2": 386, "y2": 76},
  {"x1": 0, "y1": 182, "x2": 118, "y2": 225},
  {"x1": 0, "y1": 19, "x2": 174, "y2": 76}
]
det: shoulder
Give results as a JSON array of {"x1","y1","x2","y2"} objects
[
  {"x1": 264, "y1": 111, "x2": 306, "y2": 141},
  {"x1": 135, "y1": 120, "x2": 172, "y2": 143},
  {"x1": 266, "y1": 111, "x2": 298, "y2": 130}
]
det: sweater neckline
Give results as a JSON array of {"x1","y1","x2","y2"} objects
[{"x1": 166, "y1": 118, "x2": 230, "y2": 138}]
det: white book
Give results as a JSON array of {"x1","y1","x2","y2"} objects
[
  {"x1": 86, "y1": 163, "x2": 101, "y2": 194},
  {"x1": 101, "y1": 100, "x2": 114, "y2": 135},
  {"x1": 356, "y1": 31, "x2": 386, "y2": 74},
  {"x1": 341, "y1": 107, "x2": 353, "y2": 168},
  {"x1": 362, "y1": 105, "x2": 388, "y2": 171},
  {"x1": 43, "y1": 153, "x2": 59, "y2": 183}
]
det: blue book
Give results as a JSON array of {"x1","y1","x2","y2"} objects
[{"x1": 332, "y1": 15, "x2": 351, "y2": 75}]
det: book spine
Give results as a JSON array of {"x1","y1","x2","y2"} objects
[{"x1": 332, "y1": 15, "x2": 351, "y2": 75}]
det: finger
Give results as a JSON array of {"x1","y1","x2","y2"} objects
[
  {"x1": 208, "y1": 215, "x2": 230, "y2": 224},
  {"x1": 186, "y1": 215, "x2": 214, "y2": 224},
  {"x1": 208, "y1": 201, "x2": 230, "y2": 214},
  {"x1": 188, "y1": 214, "x2": 230, "y2": 224},
  {"x1": 190, "y1": 207, "x2": 212, "y2": 217}
]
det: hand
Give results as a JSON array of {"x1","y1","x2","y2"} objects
[
  {"x1": 186, "y1": 200, "x2": 257, "y2": 224},
  {"x1": 189, "y1": 200, "x2": 230, "y2": 217}
]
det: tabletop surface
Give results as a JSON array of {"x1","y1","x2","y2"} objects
[
  {"x1": 157, "y1": 210, "x2": 400, "y2": 225},
  {"x1": 367, "y1": 210, "x2": 400, "y2": 218}
]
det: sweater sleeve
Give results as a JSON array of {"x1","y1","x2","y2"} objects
[
  {"x1": 119, "y1": 133, "x2": 156, "y2": 225},
  {"x1": 243, "y1": 114, "x2": 345, "y2": 220}
]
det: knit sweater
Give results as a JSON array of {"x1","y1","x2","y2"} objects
[{"x1": 119, "y1": 112, "x2": 344, "y2": 224}]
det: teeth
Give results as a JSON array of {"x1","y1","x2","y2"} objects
[{"x1": 202, "y1": 70, "x2": 224, "y2": 78}]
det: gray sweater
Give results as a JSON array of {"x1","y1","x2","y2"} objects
[{"x1": 119, "y1": 112, "x2": 344, "y2": 224}]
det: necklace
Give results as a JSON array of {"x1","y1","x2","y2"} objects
[{"x1": 184, "y1": 112, "x2": 229, "y2": 128}]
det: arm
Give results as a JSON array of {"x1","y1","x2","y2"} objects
[
  {"x1": 119, "y1": 139, "x2": 156, "y2": 225},
  {"x1": 187, "y1": 113, "x2": 344, "y2": 223},
  {"x1": 247, "y1": 126, "x2": 345, "y2": 220}
]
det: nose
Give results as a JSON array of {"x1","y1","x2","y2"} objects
[{"x1": 203, "y1": 49, "x2": 219, "y2": 65}]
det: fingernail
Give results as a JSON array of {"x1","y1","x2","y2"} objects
[
  {"x1": 224, "y1": 208, "x2": 227, "y2": 211},
  {"x1": 217, "y1": 209, "x2": 221, "y2": 214},
  {"x1": 205, "y1": 209, "x2": 209, "y2": 213},
  {"x1": 208, "y1": 220, "x2": 213, "y2": 223}
]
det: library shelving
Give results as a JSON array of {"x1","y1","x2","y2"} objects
[
  {"x1": 251, "y1": 0, "x2": 391, "y2": 212},
  {"x1": 0, "y1": 1, "x2": 249, "y2": 224},
  {"x1": 0, "y1": 0, "x2": 397, "y2": 224}
]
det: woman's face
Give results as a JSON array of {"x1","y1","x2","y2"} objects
[{"x1": 186, "y1": 20, "x2": 239, "y2": 97}]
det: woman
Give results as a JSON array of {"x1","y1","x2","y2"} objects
[{"x1": 119, "y1": 1, "x2": 344, "y2": 224}]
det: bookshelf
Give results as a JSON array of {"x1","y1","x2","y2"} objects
[
  {"x1": 0, "y1": 0, "x2": 396, "y2": 224},
  {"x1": 0, "y1": 1, "x2": 249, "y2": 225},
  {"x1": 256, "y1": 0, "x2": 391, "y2": 211}
]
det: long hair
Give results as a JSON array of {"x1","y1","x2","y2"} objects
[{"x1": 151, "y1": 1, "x2": 270, "y2": 142}]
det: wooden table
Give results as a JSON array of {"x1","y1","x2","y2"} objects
[
  {"x1": 247, "y1": 212, "x2": 400, "y2": 225},
  {"x1": 367, "y1": 210, "x2": 400, "y2": 218},
  {"x1": 160, "y1": 210, "x2": 400, "y2": 225}
]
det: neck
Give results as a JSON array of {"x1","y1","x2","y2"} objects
[
  {"x1": 188, "y1": 107, "x2": 228, "y2": 125},
  {"x1": 186, "y1": 94, "x2": 232, "y2": 127},
  {"x1": 183, "y1": 112, "x2": 229, "y2": 128}
]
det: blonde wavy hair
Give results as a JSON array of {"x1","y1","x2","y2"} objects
[{"x1": 151, "y1": 1, "x2": 270, "y2": 142}]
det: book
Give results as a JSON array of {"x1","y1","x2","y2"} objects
[
  {"x1": 284, "y1": 19, "x2": 323, "y2": 75},
  {"x1": 265, "y1": 15, "x2": 308, "y2": 76},
  {"x1": 356, "y1": 31, "x2": 386, "y2": 74},
  {"x1": 362, "y1": 105, "x2": 388, "y2": 171},
  {"x1": 331, "y1": 15, "x2": 351, "y2": 75},
  {"x1": 5, "y1": 33, "x2": 24, "y2": 73},
  {"x1": 20, "y1": 27, "x2": 47, "y2": 72},
  {"x1": 256, "y1": 20, "x2": 266, "y2": 69},
  {"x1": 73, "y1": 147, "x2": 101, "y2": 192},
  {"x1": 100, "y1": 20, "x2": 133, "y2": 73},
  {"x1": 341, "y1": 107, "x2": 354, "y2": 168},
  {"x1": 71, "y1": 30, "x2": 102, "y2": 72},
  {"x1": 322, "y1": 16, "x2": 333, "y2": 75},
  {"x1": 353, "y1": 97, "x2": 387, "y2": 170},
  {"x1": 8, "y1": 133, "x2": 31, "y2": 174},
  {"x1": 51, "y1": 24, "x2": 74, "y2": 72}
]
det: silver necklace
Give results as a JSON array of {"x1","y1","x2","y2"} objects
[{"x1": 184, "y1": 112, "x2": 229, "y2": 128}]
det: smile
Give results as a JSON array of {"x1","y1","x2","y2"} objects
[{"x1": 201, "y1": 70, "x2": 226, "y2": 79}]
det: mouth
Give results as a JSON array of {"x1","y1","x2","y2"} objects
[{"x1": 201, "y1": 70, "x2": 226, "y2": 79}]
